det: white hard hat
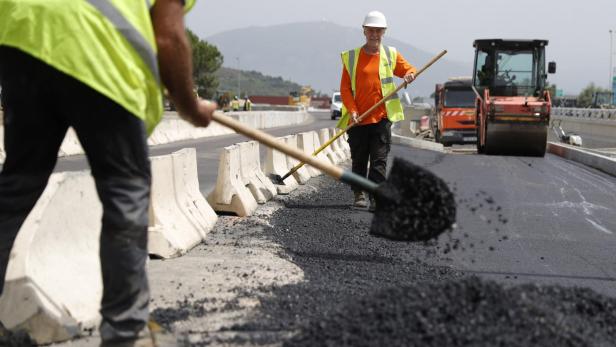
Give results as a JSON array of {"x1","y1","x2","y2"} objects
[{"x1": 363, "y1": 11, "x2": 387, "y2": 28}]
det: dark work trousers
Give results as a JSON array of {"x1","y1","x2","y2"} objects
[
  {"x1": 0, "y1": 47, "x2": 151, "y2": 341},
  {"x1": 346, "y1": 118, "x2": 392, "y2": 192}
]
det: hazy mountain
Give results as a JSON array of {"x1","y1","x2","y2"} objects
[
  {"x1": 206, "y1": 21, "x2": 471, "y2": 97},
  {"x1": 215, "y1": 67, "x2": 303, "y2": 97}
]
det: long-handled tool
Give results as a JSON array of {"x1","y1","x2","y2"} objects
[
  {"x1": 211, "y1": 111, "x2": 456, "y2": 242},
  {"x1": 279, "y1": 50, "x2": 448, "y2": 182}
]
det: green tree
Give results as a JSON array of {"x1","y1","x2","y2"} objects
[
  {"x1": 577, "y1": 83, "x2": 610, "y2": 108},
  {"x1": 186, "y1": 29, "x2": 223, "y2": 99}
]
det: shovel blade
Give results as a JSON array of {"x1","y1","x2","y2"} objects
[{"x1": 371, "y1": 157, "x2": 456, "y2": 242}]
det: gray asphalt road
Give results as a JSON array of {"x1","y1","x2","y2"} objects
[{"x1": 392, "y1": 146, "x2": 616, "y2": 297}]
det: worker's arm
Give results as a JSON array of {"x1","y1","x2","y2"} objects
[
  {"x1": 151, "y1": 0, "x2": 215, "y2": 127},
  {"x1": 394, "y1": 52, "x2": 417, "y2": 84},
  {"x1": 340, "y1": 67, "x2": 359, "y2": 122}
]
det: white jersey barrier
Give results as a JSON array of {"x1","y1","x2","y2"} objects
[
  {"x1": 0, "y1": 111, "x2": 311, "y2": 164},
  {"x1": 312, "y1": 131, "x2": 334, "y2": 166},
  {"x1": 238, "y1": 141, "x2": 277, "y2": 204},
  {"x1": 148, "y1": 148, "x2": 218, "y2": 258},
  {"x1": 207, "y1": 145, "x2": 259, "y2": 216},
  {"x1": 340, "y1": 132, "x2": 351, "y2": 157},
  {"x1": 284, "y1": 135, "x2": 311, "y2": 184},
  {"x1": 318, "y1": 128, "x2": 342, "y2": 164},
  {"x1": 297, "y1": 131, "x2": 322, "y2": 177},
  {"x1": 263, "y1": 137, "x2": 299, "y2": 194},
  {"x1": 0, "y1": 172, "x2": 102, "y2": 345},
  {"x1": 329, "y1": 128, "x2": 347, "y2": 162}
]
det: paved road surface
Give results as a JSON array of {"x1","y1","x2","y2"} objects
[{"x1": 24, "y1": 111, "x2": 616, "y2": 345}]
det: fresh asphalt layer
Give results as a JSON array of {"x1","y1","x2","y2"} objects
[{"x1": 48, "y1": 111, "x2": 616, "y2": 346}]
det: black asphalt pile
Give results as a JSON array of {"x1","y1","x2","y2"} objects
[
  {"x1": 371, "y1": 157, "x2": 456, "y2": 242},
  {"x1": 217, "y1": 177, "x2": 461, "y2": 345},
  {"x1": 286, "y1": 276, "x2": 616, "y2": 347}
]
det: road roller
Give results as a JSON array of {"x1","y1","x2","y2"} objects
[{"x1": 472, "y1": 39, "x2": 556, "y2": 157}]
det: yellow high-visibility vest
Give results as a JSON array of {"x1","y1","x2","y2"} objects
[
  {"x1": 0, "y1": 0, "x2": 195, "y2": 134},
  {"x1": 337, "y1": 45, "x2": 404, "y2": 129}
]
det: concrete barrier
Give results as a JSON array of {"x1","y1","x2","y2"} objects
[
  {"x1": 297, "y1": 132, "x2": 322, "y2": 177},
  {"x1": 392, "y1": 134, "x2": 445, "y2": 152},
  {"x1": 340, "y1": 132, "x2": 350, "y2": 159},
  {"x1": 329, "y1": 128, "x2": 347, "y2": 162},
  {"x1": 318, "y1": 128, "x2": 342, "y2": 164},
  {"x1": 283, "y1": 135, "x2": 311, "y2": 184},
  {"x1": 547, "y1": 142, "x2": 616, "y2": 177},
  {"x1": 206, "y1": 145, "x2": 258, "y2": 217},
  {"x1": 0, "y1": 172, "x2": 102, "y2": 344},
  {"x1": 262, "y1": 138, "x2": 299, "y2": 194},
  {"x1": 398, "y1": 106, "x2": 433, "y2": 137},
  {"x1": 238, "y1": 141, "x2": 276, "y2": 203},
  {"x1": 0, "y1": 126, "x2": 5, "y2": 163},
  {"x1": 338, "y1": 131, "x2": 352, "y2": 157},
  {"x1": 0, "y1": 110, "x2": 312, "y2": 163},
  {"x1": 312, "y1": 131, "x2": 334, "y2": 166},
  {"x1": 149, "y1": 149, "x2": 217, "y2": 258},
  {"x1": 170, "y1": 148, "x2": 218, "y2": 234}
]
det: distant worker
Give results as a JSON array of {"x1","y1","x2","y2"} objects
[
  {"x1": 0, "y1": 0, "x2": 215, "y2": 345},
  {"x1": 338, "y1": 10, "x2": 416, "y2": 211},
  {"x1": 231, "y1": 95, "x2": 240, "y2": 111},
  {"x1": 243, "y1": 97, "x2": 252, "y2": 111}
]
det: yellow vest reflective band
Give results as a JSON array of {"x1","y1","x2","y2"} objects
[
  {"x1": 336, "y1": 45, "x2": 405, "y2": 129},
  {"x1": 0, "y1": 0, "x2": 194, "y2": 135}
]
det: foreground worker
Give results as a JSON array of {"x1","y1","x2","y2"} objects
[
  {"x1": 338, "y1": 10, "x2": 416, "y2": 211},
  {"x1": 0, "y1": 0, "x2": 215, "y2": 345}
]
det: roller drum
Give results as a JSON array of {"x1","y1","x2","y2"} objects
[{"x1": 484, "y1": 120, "x2": 547, "y2": 157}]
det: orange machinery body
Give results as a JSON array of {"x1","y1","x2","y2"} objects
[
  {"x1": 476, "y1": 89, "x2": 551, "y2": 156},
  {"x1": 472, "y1": 39, "x2": 555, "y2": 157},
  {"x1": 434, "y1": 80, "x2": 477, "y2": 146}
]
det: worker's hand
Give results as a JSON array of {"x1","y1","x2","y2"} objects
[
  {"x1": 187, "y1": 99, "x2": 216, "y2": 127},
  {"x1": 403, "y1": 72, "x2": 416, "y2": 84},
  {"x1": 351, "y1": 112, "x2": 359, "y2": 124}
]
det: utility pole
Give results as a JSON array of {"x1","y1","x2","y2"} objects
[
  {"x1": 611, "y1": 30, "x2": 615, "y2": 105},
  {"x1": 236, "y1": 57, "x2": 241, "y2": 98}
]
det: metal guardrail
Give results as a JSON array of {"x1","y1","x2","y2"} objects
[{"x1": 552, "y1": 107, "x2": 616, "y2": 120}]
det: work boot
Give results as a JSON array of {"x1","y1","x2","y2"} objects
[
  {"x1": 369, "y1": 195, "x2": 376, "y2": 213},
  {"x1": 100, "y1": 321, "x2": 177, "y2": 347},
  {"x1": 353, "y1": 191, "x2": 368, "y2": 208}
]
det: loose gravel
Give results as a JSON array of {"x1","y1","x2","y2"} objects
[
  {"x1": 372, "y1": 157, "x2": 457, "y2": 242},
  {"x1": 286, "y1": 276, "x2": 616, "y2": 347}
]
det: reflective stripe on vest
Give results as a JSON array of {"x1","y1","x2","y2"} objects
[
  {"x1": 0, "y1": 0, "x2": 195, "y2": 135},
  {"x1": 87, "y1": 0, "x2": 160, "y2": 84},
  {"x1": 337, "y1": 45, "x2": 405, "y2": 129}
]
